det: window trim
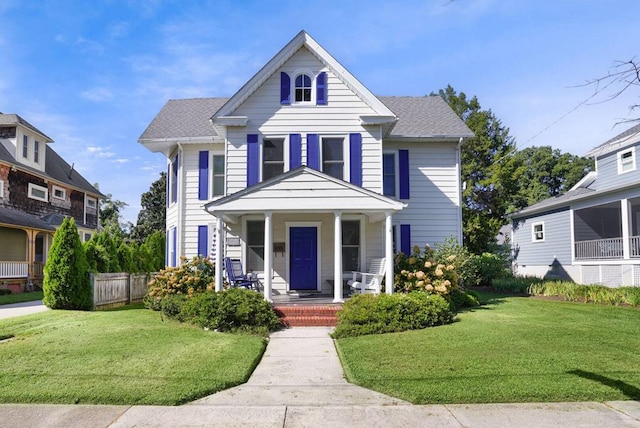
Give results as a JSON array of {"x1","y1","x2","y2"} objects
[
  {"x1": 86, "y1": 196, "x2": 97, "y2": 213},
  {"x1": 291, "y1": 69, "x2": 315, "y2": 105},
  {"x1": 617, "y1": 148, "x2": 635, "y2": 174},
  {"x1": 342, "y1": 215, "x2": 366, "y2": 276},
  {"x1": 52, "y1": 185, "x2": 66, "y2": 200},
  {"x1": 210, "y1": 152, "x2": 225, "y2": 198},
  {"x1": 245, "y1": 217, "x2": 265, "y2": 274},
  {"x1": 34, "y1": 140, "x2": 40, "y2": 164},
  {"x1": 169, "y1": 153, "x2": 179, "y2": 205},
  {"x1": 382, "y1": 151, "x2": 399, "y2": 197},
  {"x1": 261, "y1": 136, "x2": 287, "y2": 181},
  {"x1": 0, "y1": 179, "x2": 4, "y2": 199},
  {"x1": 28, "y1": 183, "x2": 48, "y2": 202},
  {"x1": 320, "y1": 135, "x2": 349, "y2": 180},
  {"x1": 532, "y1": 221, "x2": 545, "y2": 243}
]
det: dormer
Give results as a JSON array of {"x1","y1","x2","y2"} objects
[{"x1": 0, "y1": 113, "x2": 53, "y2": 173}]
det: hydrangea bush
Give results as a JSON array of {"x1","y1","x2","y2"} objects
[{"x1": 394, "y1": 245, "x2": 460, "y2": 295}]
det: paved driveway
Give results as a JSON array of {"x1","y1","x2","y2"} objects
[{"x1": 0, "y1": 300, "x2": 49, "y2": 320}]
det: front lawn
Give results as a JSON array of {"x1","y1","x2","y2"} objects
[
  {"x1": 0, "y1": 304, "x2": 266, "y2": 405},
  {"x1": 335, "y1": 292, "x2": 640, "y2": 404},
  {"x1": 0, "y1": 291, "x2": 43, "y2": 306}
]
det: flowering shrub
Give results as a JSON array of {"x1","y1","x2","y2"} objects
[
  {"x1": 144, "y1": 256, "x2": 217, "y2": 310},
  {"x1": 394, "y1": 245, "x2": 460, "y2": 296}
]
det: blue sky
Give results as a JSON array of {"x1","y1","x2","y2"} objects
[{"x1": 1, "y1": 0, "x2": 639, "y2": 223}]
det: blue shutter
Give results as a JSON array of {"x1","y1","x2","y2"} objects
[
  {"x1": 399, "y1": 149, "x2": 410, "y2": 199},
  {"x1": 247, "y1": 134, "x2": 259, "y2": 186},
  {"x1": 165, "y1": 230, "x2": 169, "y2": 266},
  {"x1": 171, "y1": 227, "x2": 177, "y2": 267},
  {"x1": 290, "y1": 134, "x2": 302, "y2": 169},
  {"x1": 349, "y1": 133, "x2": 362, "y2": 186},
  {"x1": 400, "y1": 224, "x2": 411, "y2": 255},
  {"x1": 198, "y1": 151, "x2": 209, "y2": 200},
  {"x1": 166, "y1": 164, "x2": 170, "y2": 208},
  {"x1": 307, "y1": 134, "x2": 319, "y2": 169},
  {"x1": 197, "y1": 225, "x2": 208, "y2": 257},
  {"x1": 316, "y1": 72, "x2": 327, "y2": 105},
  {"x1": 280, "y1": 72, "x2": 290, "y2": 105}
]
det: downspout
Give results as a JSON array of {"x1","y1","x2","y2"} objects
[{"x1": 456, "y1": 137, "x2": 464, "y2": 244}]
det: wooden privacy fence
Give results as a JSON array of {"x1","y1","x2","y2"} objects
[{"x1": 91, "y1": 272, "x2": 152, "y2": 309}]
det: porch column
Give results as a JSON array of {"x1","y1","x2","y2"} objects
[
  {"x1": 26, "y1": 229, "x2": 37, "y2": 281},
  {"x1": 263, "y1": 211, "x2": 273, "y2": 303},
  {"x1": 622, "y1": 199, "x2": 630, "y2": 259},
  {"x1": 333, "y1": 211, "x2": 343, "y2": 303},
  {"x1": 385, "y1": 212, "x2": 394, "y2": 295},
  {"x1": 214, "y1": 216, "x2": 224, "y2": 292}
]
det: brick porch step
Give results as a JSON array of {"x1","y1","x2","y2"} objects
[{"x1": 273, "y1": 304, "x2": 342, "y2": 327}]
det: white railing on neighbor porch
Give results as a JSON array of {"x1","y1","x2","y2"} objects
[
  {"x1": 0, "y1": 261, "x2": 29, "y2": 279},
  {"x1": 631, "y1": 236, "x2": 640, "y2": 258},
  {"x1": 575, "y1": 238, "x2": 623, "y2": 260}
]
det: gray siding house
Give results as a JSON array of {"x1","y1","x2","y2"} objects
[{"x1": 511, "y1": 123, "x2": 640, "y2": 287}]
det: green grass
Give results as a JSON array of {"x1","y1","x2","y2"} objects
[
  {"x1": 335, "y1": 292, "x2": 640, "y2": 404},
  {"x1": 0, "y1": 304, "x2": 266, "y2": 405},
  {"x1": 0, "y1": 291, "x2": 43, "y2": 306}
]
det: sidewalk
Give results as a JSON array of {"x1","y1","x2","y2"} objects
[
  {"x1": 0, "y1": 300, "x2": 49, "y2": 320},
  {"x1": 1, "y1": 327, "x2": 639, "y2": 427}
]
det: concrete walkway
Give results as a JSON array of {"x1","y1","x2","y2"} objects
[
  {"x1": 1, "y1": 327, "x2": 639, "y2": 427},
  {"x1": 0, "y1": 300, "x2": 49, "y2": 320}
]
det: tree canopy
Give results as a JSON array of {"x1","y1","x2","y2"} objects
[{"x1": 131, "y1": 172, "x2": 166, "y2": 244}]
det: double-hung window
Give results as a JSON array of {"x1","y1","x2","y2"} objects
[
  {"x1": 246, "y1": 220, "x2": 264, "y2": 272},
  {"x1": 322, "y1": 137, "x2": 344, "y2": 180},
  {"x1": 34, "y1": 141, "x2": 40, "y2": 163},
  {"x1": 0, "y1": 180, "x2": 4, "y2": 199},
  {"x1": 294, "y1": 74, "x2": 312, "y2": 102},
  {"x1": 618, "y1": 148, "x2": 635, "y2": 174},
  {"x1": 342, "y1": 220, "x2": 360, "y2": 272},
  {"x1": 382, "y1": 153, "x2": 397, "y2": 196},
  {"x1": 212, "y1": 154, "x2": 225, "y2": 197},
  {"x1": 170, "y1": 153, "x2": 178, "y2": 204},
  {"x1": 263, "y1": 138, "x2": 285, "y2": 180},
  {"x1": 22, "y1": 135, "x2": 28, "y2": 158},
  {"x1": 532, "y1": 222, "x2": 545, "y2": 242}
]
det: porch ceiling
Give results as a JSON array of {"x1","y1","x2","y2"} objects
[{"x1": 205, "y1": 166, "x2": 406, "y2": 223}]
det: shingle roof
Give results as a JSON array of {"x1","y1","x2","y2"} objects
[
  {"x1": 379, "y1": 96, "x2": 473, "y2": 138},
  {"x1": 139, "y1": 96, "x2": 472, "y2": 141},
  {"x1": 511, "y1": 187, "x2": 596, "y2": 218},
  {"x1": 586, "y1": 122, "x2": 640, "y2": 158},
  {"x1": 139, "y1": 98, "x2": 228, "y2": 140},
  {"x1": 0, "y1": 206, "x2": 56, "y2": 231},
  {"x1": 0, "y1": 140, "x2": 101, "y2": 196}
]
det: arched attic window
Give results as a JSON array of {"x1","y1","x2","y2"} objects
[{"x1": 294, "y1": 74, "x2": 312, "y2": 102}]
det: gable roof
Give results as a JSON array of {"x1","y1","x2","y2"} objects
[
  {"x1": 0, "y1": 139, "x2": 102, "y2": 197},
  {"x1": 205, "y1": 166, "x2": 405, "y2": 222},
  {"x1": 213, "y1": 31, "x2": 396, "y2": 121},
  {"x1": 0, "y1": 113, "x2": 54, "y2": 142},
  {"x1": 585, "y1": 122, "x2": 640, "y2": 158},
  {"x1": 139, "y1": 95, "x2": 471, "y2": 147}
]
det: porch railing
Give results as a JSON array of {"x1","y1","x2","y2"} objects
[
  {"x1": 631, "y1": 236, "x2": 640, "y2": 258},
  {"x1": 575, "y1": 238, "x2": 623, "y2": 260},
  {"x1": 0, "y1": 261, "x2": 29, "y2": 279}
]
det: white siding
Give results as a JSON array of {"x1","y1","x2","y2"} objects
[
  {"x1": 386, "y1": 141, "x2": 461, "y2": 247},
  {"x1": 227, "y1": 47, "x2": 382, "y2": 194}
]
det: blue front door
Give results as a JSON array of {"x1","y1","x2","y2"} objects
[{"x1": 290, "y1": 227, "x2": 317, "y2": 290}]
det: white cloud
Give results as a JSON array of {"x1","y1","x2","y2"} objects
[
  {"x1": 76, "y1": 36, "x2": 104, "y2": 55},
  {"x1": 108, "y1": 21, "x2": 130, "y2": 39},
  {"x1": 80, "y1": 87, "x2": 114, "y2": 102},
  {"x1": 112, "y1": 158, "x2": 129, "y2": 164}
]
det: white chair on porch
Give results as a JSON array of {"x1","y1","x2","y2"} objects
[{"x1": 348, "y1": 258, "x2": 386, "y2": 294}]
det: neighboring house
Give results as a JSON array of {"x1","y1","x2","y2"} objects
[
  {"x1": 139, "y1": 31, "x2": 473, "y2": 302},
  {"x1": 511, "y1": 122, "x2": 640, "y2": 287},
  {"x1": 0, "y1": 113, "x2": 102, "y2": 292}
]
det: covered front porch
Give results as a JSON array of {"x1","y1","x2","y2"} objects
[
  {"x1": 205, "y1": 167, "x2": 406, "y2": 302},
  {"x1": 573, "y1": 197, "x2": 640, "y2": 260},
  {"x1": 0, "y1": 225, "x2": 53, "y2": 292}
]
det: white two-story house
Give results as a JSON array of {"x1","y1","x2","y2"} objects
[
  {"x1": 139, "y1": 31, "x2": 473, "y2": 302},
  {"x1": 511, "y1": 122, "x2": 640, "y2": 287}
]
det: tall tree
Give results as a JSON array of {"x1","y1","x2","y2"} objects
[
  {"x1": 510, "y1": 146, "x2": 593, "y2": 210},
  {"x1": 436, "y1": 85, "x2": 521, "y2": 254},
  {"x1": 131, "y1": 172, "x2": 166, "y2": 243}
]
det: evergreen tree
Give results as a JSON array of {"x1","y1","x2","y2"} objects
[
  {"x1": 131, "y1": 172, "x2": 166, "y2": 243},
  {"x1": 43, "y1": 217, "x2": 92, "y2": 310}
]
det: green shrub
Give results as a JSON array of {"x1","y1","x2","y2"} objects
[
  {"x1": 0, "y1": 289, "x2": 12, "y2": 296},
  {"x1": 527, "y1": 280, "x2": 640, "y2": 307},
  {"x1": 394, "y1": 245, "x2": 460, "y2": 295},
  {"x1": 433, "y1": 237, "x2": 478, "y2": 288},
  {"x1": 43, "y1": 217, "x2": 92, "y2": 310},
  {"x1": 472, "y1": 252, "x2": 511, "y2": 286},
  {"x1": 144, "y1": 256, "x2": 216, "y2": 310},
  {"x1": 492, "y1": 275, "x2": 543, "y2": 293},
  {"x1": 162, "y1": 288, "x2": 280, "y2": 334},
  {"x1": 332, "y1": 292, "x2": 454, "y2": 338},
  {"x1": 448, "y1": 289, "x2": 480, "y2": 310}
]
